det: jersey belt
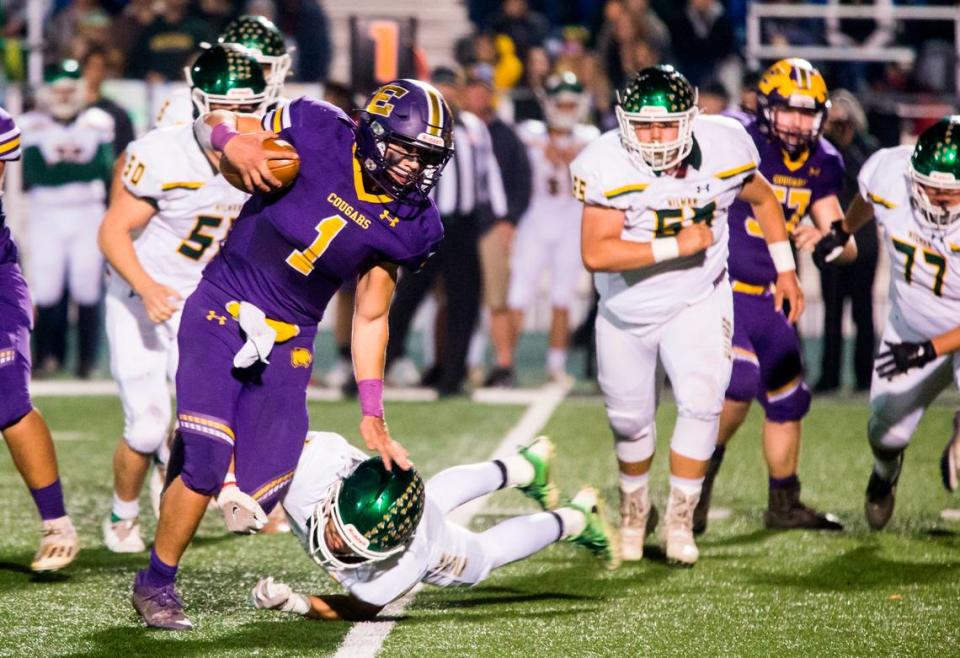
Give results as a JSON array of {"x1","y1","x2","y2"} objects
[
  {"x1": 731, "y1": 279, "x2": 774, "y2": 296},
  {"x1": 224, "y1": 300, "x2": 301, "y2": 343}
]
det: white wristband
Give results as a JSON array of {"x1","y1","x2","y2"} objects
[
  {"x1": 768, "y1": 241, "x2": 796, "y2": 273},
  {"x1": 651, "y1": 237, "x2": 680, "y2": 263}
]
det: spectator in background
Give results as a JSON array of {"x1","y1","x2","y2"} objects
[
  {"x1": 595, "y1": 0, "x2": 669, "y2": 99},
  {"x1": 698, "y1": 79, "x2": 730, "y2": 115},
  {"x1": 461, "y1": 65, "x2": 529, "y2": 387},
  {"x1": 81, "y1": 45, "x2": 134, "y2": 158},
  {"x1": 125, "y1": 0, "x2": 216, "y2": 83},
  {"x1": 511, "y1": 45, "x2": 551, "y2": 123},
  {"x1": 109, "y1": 0, "x2": 156, "y2": 62},
  {"x1": 46, "y1": 0, "x2": 113, "y2": 63},
  {"x1": 826, "y1": 0, "x2": 896, "y2": 92},
  {"x1": 386, "y1": 67, "x2": 503, "y2": 396},
  {"x1": 665, "y1": 0, "x2": 736, "y2": 87},
  {"x1": 816, "y1": 90, "x2": 879, "y2": 392},
  {"x1": 490, "y1": 0, "x2": 550, "y2": 62},
  {"x1": 739, "y1": 69, "x2": 761, "y2": 114},
  {"x1": 275, "y1": 0, "x2": 331, "y2": 82},
  {"x1": 760, "y1": 0, "x2": 825, "y2": 47}
]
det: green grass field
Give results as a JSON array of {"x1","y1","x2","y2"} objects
[{"x1": 1, "y1": 393, "x2": 959, "y2": 657}]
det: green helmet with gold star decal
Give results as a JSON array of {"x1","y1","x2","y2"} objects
[
  {"x1": 218, "y1": 15, "x2": 291, "y2": 105},
  {"x1": 615, "y1": 65, "x2": 699, "y2": 172},
  {"x1": 185, "y1": 44, "x2": 269, "y2": 116},
  {"x1": 908, "y1": 116, "x2": 960, "y2": 229},
  {"x1": 308, "y1": 457, "x2": 425, "y2": 571}
]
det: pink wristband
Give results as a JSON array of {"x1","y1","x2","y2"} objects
[
  {"x1": 358, "y1": 379, "x2": 384, "y2": 418},
  {"x1": 211, "y1": 123, "x2": 239, "y2": 152}
]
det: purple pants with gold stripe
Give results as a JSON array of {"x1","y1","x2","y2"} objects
[
  {"x1": 0, "y1": 263, "x2": 34, "y2": 430},
  {"x1": 175, "y1": 279, "x2": 315, "y2": 510},
  {"x1": 725, "y1": 290, "x2": 810, "y2": 423}
]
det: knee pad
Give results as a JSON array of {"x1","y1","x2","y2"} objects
[
  {"x1": 761, "y1": 381, "x2": 811, "y2": 423},
  {"x1": 670, "y1": 415, "x2": 719, "y2": 461},
  {"x1": 608, "y1": 410, "x2": 656, "y2": 463},
  {"x1": 179, "y1": 432, "x2": 233, "y2": 496},
  {"x1": 123, "y1": 402, "x2": 172, "y2": 454},
  {"x1": 726, "y1": 355, "x2": 759, "y2": 403}
]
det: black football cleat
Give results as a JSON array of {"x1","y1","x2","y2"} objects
[
  {"x1": 865, "y1": 471, "x2": 898, "y2": 531},
  {"x1": 940, "y1": 410, "x2": 960, "y2": 493},
  {"x1": 764, "y1": 480, "x2": 844, "y2": 531}
]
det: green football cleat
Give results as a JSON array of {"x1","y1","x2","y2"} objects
[
  {"x1": 566, "y1": 487, "x2": 621, "y2": 570},
  {"x1": 517, "y1": 436, "x2": 560, "y2": 510}
]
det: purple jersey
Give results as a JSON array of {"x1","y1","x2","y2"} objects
[
  {"x1": 0, "y1": 107, "x2": 23, "y2": 265},
  {"x1": 204, "y1": 97, "x2": 444, "y2": 325},
  {"x1": 727, "y1": 116, "x2": 844, "y2": 286}
]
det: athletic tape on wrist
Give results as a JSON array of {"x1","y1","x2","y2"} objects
[
  {"x1": 768, "y1": 241, "x2": 796, "y2": 273},
  {"x1": 358, "y1": 379, "x2": 385, "y2": 418},
  {"x1": 651, "y1": 237, "x2": 680, "y2": 263},
  {"x1": 211, "y1": 123, "x2": 239, "y2": 152}
]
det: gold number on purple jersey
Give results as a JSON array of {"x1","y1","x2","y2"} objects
[
  {"x1": 770, "y1": 184, "x2": 811, "y2": 233},
  {"x1": 286, "y1": 215, "x2": 348, "y2": 276}
]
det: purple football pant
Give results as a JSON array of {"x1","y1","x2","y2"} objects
[
  {"x1": 0, "y1": 263, "x2": 34, "y2": 430},
  {"x1": 725, "y1": 291, "x2": 811, "y2": 422},
  {"x1": 174, "y1": 280, "x2": 315, "y2": 510}
]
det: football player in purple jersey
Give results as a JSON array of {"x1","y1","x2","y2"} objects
[
  {"x1": 0, "y1": 107, "x2": 80, "y2": 572},
  {"x1": 131, "y1": 80, "x2": 454, "y2": 630},
  {"x1": 694, "y1": 59, "x2": 856, "y2": 534}
]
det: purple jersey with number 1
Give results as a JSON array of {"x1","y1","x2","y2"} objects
[
  {"x1": 173, "y1": 97, "x2": 443, "y2": 507},
  {"x1": 727, "y1": 115, "x2": 844, "y2": 287},
  {"x1": 203, "y1": 97, "x2": 444, "y2": 325},
  {"x1": 0, "y1": 106, "x2": 33, "y2": 430}
]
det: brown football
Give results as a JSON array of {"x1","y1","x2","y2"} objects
[{"x1": 220, "y1": 137, "x2": 300, "y2": 193}]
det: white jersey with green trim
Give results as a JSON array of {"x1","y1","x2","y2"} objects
[
  {"x1": 283, "y1": 432, "x2": 482, "y2": 608},
  {"x1": 569, "y1": 115, "x2": 760, "y2": 324},
  {"x1": 518, "y1": 119, "x2": 599, "y2": 219},
  {"x1": 858, "y1": 145, "x2": 960, "y2": 338},
  {"x1": 120, "y1": 123, "x2": 247, "y2": 296},
  {"x1": 18, "y1": 107, "x2": 114, "y2": 208}
]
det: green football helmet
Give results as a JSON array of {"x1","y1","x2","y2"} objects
[
  {"x1": 185, "y1": 44, "x2": 269, "y2": 116},
  {"x1": 39, "y1": 59, "x2": 84, "y2": 121},
  {"x1": 908, "y1": 116, "x2": 960, "y2": 230},
  {"x1": 308, "y1": 457, "x2": 425, "y2": 571},
  {"x1": 615, "y1": 65, "x2": 699, "y2": 172},
  {"x1": 544, "y1": 71, "x2": 589, "y2": 132},
  {"x1": 218, "y1": 15, "x2": 291, "y2": 105}
]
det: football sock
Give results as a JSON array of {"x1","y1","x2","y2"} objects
[
  {"x1": 30, "y1": 479, "x2": 66, "y2": 521},
  {"x1": 427, "y1": 462, "x2": 503, "y2": 513},
  {"x1": 873, "y1": 455, "x2": 901, "y2": 482},
  {"x1": 555, "y1": 506, "x2": 587, "y2": 539},
  {"x1": 495, "y1": 454, "x2": 536, "y2": 489},
  {"x1": 712, "y1": 443, "x2": 726, "y2": 462},
  {"x1": 337, "y1": 344, "x2": 351, "y2": 359},
  {"x1": 112, "y1": 492, "x2": 140, "y2": 522},
  {"x1": 769, "y1": 474, "x2": 799, "y2": 490},
  {"x1": 144, "y1": 548, "x2": 178, "y2": 588},
  {"x1": 479, "y1": 512, "x2": 566, "y2": 570},
  {"x1": 619, "y1": 471, "x2": 649, "y2": 493},
  {"x1": 547, "y1": 348, "x2": 567, "y2": 374},
  {"x1": 76, "y1": 303, "x2": 101, "y2": 373},
  {"x1": 669, "y1": 475, "x2": 704, "y2": 496}
]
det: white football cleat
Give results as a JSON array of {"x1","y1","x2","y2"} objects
[
  {"x1": 386, "y1": 357, "x2": 420, "y2": 387},
  {"x1": 663, "y1": 487, "x2": 700, "y2": 566},
  {"x1": 102, "y1": 515, "x2": 146, "y2": 553},
  {"x1": 619, "y1": 485, "x2": 657, "y2": 561},
  {"x1": 32, "y1": 515, "x2": 80, "y2": 571},
  {"x1": 323, "y1": 357, "x2": 352, "y2": 389}
]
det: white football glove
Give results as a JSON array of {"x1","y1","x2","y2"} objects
[
  {"x1": 233, "y1": 301, "x2": 277, "y2": 368},
  {"x1": 251, "y1": 576, "x2": 311, "y2": 615},
  {"x1": 217, "y1": 484, "x2": 268, "y2": 534}
]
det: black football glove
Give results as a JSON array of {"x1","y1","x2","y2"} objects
[
  {"x1": 875, "y1": 340, "x2": 937, "y2": 379},
  {"x1": 813, "y1": 220, "x2": 850, "y2": 268}
]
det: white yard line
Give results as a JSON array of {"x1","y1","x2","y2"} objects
[{"x1": 331, "y1": 379, "x2": 573, "y2": 658}]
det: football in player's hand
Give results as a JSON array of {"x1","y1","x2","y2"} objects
[{"x1": 220, "y1": 138, "x2": 300, "y2": 193}]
